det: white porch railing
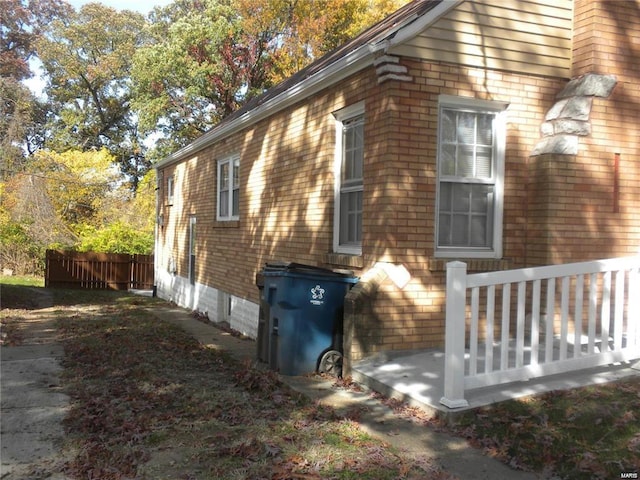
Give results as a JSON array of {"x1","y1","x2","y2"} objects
[{"x1": 440, "y1": 256, "x2": 640, "y2": 409}]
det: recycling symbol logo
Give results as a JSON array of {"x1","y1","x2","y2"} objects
[{"x1": 310, "y1": 285, "x2": 325, "y2": 305}]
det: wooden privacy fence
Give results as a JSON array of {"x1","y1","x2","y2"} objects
[
  {"x1": 441, "y1": 256, "x2": 640, "y2": 409},
  {"x1": 45, "y1": 250, "x2": 154, "y2": 290}
]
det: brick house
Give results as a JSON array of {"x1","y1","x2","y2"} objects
[{"x1": 153, "y1": 0, "x2": 640, "y2": 374}]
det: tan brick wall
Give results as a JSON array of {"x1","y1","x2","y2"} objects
[
  {"x1": 572, "y1": 0, "x2": 640, "y2": 79},
  {"x1": 526, "y1": 0, "x2": 640, "y2": 265},
  {"x1": 580, "y1": 0, "x2": 640, "y2": 258},
  {"x1": 158, "y1": 69, "x2": 377, "y2": 308},
  {"x1": 157, "y1": 0, "x2": 640, "y2": 360},
  {"x1": 157, "y1": 58, "x2": 567, "y2": 355},
  {"x1": 349, "y1": 59, "x2": 565, "y2": 356}
]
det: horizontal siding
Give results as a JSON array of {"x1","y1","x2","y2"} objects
[{"x1": 391, "y1": 0, "x2": 573, "y2": 78}]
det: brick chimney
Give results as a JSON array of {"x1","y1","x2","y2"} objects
[{"x1": 572, "y1": 0, "x2": 640, "y2": 79}]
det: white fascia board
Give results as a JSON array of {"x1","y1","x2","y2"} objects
[
  {"x1": 372, "y1": 0, "x2": 463, "y2": 53},
  {"x1": 154, "y1": 44, "x2": 374, "y2": 170}
]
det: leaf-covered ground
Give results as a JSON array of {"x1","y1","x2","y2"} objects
[
  {"x1": 53, "y1": 292, "x2": 451, "y2": 479},
  {"x1": 3, "y1": 282, "x2": 639, "y2": 480},
  {"x1": 448, "y1": 376, "x2": 640, "y2": 479}
]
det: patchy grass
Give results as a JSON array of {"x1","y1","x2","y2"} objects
[
  {"x1": 1, "y1": 277, "x2": 46, "y2": 311},
  {"x1": 52, "y1": 290, "x2": 450, "y2": 480},
  {"x1": 0, "y1": 274, "x2": 44, "y2": 287},
  {"x1": 449, "y1": 378, "x2": 640, "y2": 479},
  {"x1": 1, "y1": 277, "x2": 47, "y2": 344}
]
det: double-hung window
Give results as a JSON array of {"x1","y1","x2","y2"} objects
[
  {"x1": 333, "y1": 102, "x2": 364, "y2": 255},
  {"x1": 217, "y1": 154, "x2": 240, "y2": 221},
  {"x1": 436, "y1": 96, "x2": 506, "y2": 258}
]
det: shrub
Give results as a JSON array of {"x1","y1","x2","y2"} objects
[{"x1": 76, "y1": 221, "x2": 153, "y2": 255}]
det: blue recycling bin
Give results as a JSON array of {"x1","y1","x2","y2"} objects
[{"x1": 258, "y1": 262, "x2": 358, "y2": 376}]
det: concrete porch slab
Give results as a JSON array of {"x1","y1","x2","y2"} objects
[{"x1": 351, "y1": 348, "x2": 640, "y2": 415}]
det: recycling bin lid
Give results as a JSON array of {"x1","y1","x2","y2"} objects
[{"x1": 262, "y1": 261, "x2": 357, "y2": 280}]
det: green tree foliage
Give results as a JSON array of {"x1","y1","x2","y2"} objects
[
  {"x1": 76, "y1": 221, "x2": 154, "y2": 255},
  {"x1": 79, "y1": 168, "x2": 156, "y2": 254},
  {"x1": 35, "y1": 3, "x2": 149, "y2": 188},
  {"x1": 133, "y1": 0, "x2": 409, "y2": 159},
  {"x1": 132, "y1": 0, "x2": 266, "y2": 157}
]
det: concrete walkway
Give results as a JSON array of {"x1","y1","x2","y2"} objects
[
  {"x1": 352, "y1": 347, "x2": 640, "y2": 413},
  {"x1": 0, "y1": 310, "x2": 71, "y2": 480},
  {"x1": 150, "y1": 305, "x2": 541, "y2": 480}
]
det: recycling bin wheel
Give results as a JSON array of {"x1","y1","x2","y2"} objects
[{"x1": 318, "y1": 350, "x2": 343, "y2": 377}]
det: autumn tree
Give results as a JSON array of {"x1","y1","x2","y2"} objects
[
  {"x1": 0, "y1": 148, "x2": 155, "y2": 273},
  {"x1": 0, "y1": 0, "x2": 71, "y2": 176},
  {"x1": 1, "y1": 0, "x2": 72, "y2": 80},
  {"x1": 35, "y1": 3, "x2": 149, "y2": 189},
  {"x1": 235, "y1": 0, "x2": 409, "y2": 84},
  {"x1": 132, "y1": 0, "x2": 270, "y2": 158},
  {"x1": 132, "y1": 0, "x2": 410, "y2": 159}
]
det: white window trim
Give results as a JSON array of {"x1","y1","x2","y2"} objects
[
  {"x1": 333, "y1": 101, "x2": 365, "y2": 256},
  {"x1": 217, "y1": 154, "x2": 240, "y2": 221},
  {"x1": 167, "y1": 174, "x2": 174, "y2": 205},
  {"x1": 434, "y1": 95, "x2": 507, "y2": 259}
]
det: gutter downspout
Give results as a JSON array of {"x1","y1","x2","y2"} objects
[{"x1": 152, "y1": 180, "x2": 159, "y2": 297}]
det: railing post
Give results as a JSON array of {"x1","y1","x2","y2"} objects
[{"x1": 440, "y1": 261, "x2": 470, "y2": 409}]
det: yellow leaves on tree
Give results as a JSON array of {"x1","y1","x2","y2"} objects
[
  {"x1": 29, "y1": 149, "x2": 121, "y2": 226},
  {"x1": 234, "y1": 0, "x2": 411, "y2": 85}
]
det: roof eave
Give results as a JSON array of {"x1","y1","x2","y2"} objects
[
  {"x1": 154, "y1": 0, "x2": 461, "y2": 170},
  {"x1": 154, "y1": 43, "x2": 374, "y2": 169},
  {"x1": 380, "y1": 0, "x2": 462, "y2": 50}
]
